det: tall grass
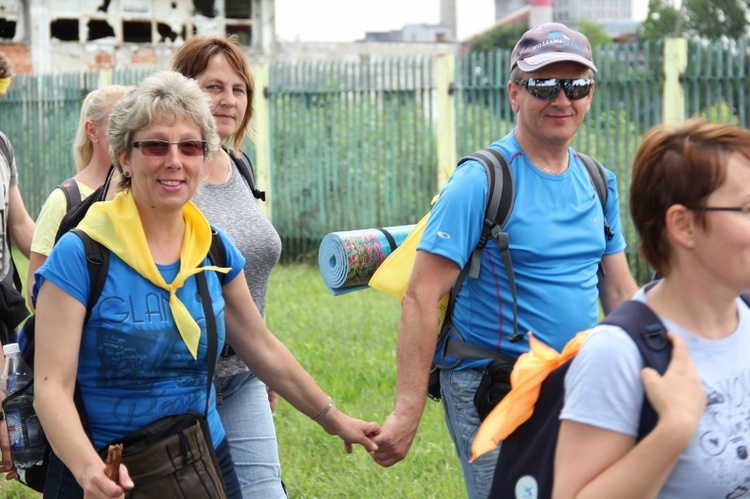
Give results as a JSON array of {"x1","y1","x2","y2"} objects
[{"x1": 0, "y1": 261, "x2": 465, "y2": 499}]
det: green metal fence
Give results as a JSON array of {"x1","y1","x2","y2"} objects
[{"x1": 2, "y1": 38, "x2": 750, "y2": 279}]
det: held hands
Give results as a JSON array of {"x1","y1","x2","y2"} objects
[
  {"x1": 369, "y1": 410, "x2": 419, "y2": 467},
  {"x1": 314, "y1": 404, "x2": 381, "y2": 454},
  {"x1": 641, "y1": 332, "x2": 707, "y2": 444}
]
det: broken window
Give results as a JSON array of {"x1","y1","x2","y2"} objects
[
  {"x1": 0, "y1": 18, "x2": 14, "y2": 39},
  {"x1": 226, "y1": 24, "x2": 251, "y2": 45},
  {"x1": 193, "y1": 0, "x2": 216, "y2": 18},
  {"x1": 157, "y1": 22, "x2": 180, "y2": 43},
  {"x1": 51, "y1": 19, "x2": 79, "y2": 41},
  {"x1": 226, "y1": 0, "x2": 251, "y2": 19},
  {"x1": 123, "y1": 21, "x2": 152, "y2": 43},
  {"x1": 88, "y1": 20, "x2": 115, "y2": 41}
]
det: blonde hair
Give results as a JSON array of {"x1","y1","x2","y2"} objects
[{"x1": 73, "y1": 85, "x2": 132, "y2": 171}]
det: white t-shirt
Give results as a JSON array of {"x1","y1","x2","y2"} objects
[{"x1": 561, "y1": 289, "x2": 750, "y2": 498}]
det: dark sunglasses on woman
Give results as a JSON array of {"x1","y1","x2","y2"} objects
[{"x1": 131, "y1": 139, "x2": 207, "y2": 157}]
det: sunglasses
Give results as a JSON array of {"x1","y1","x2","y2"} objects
[
  {"x1": 131, "y1": 139, "x2": 207, "y2": 157},
  {"x1": 517, "y1": 78, "x2": 594, "y2": 101}
]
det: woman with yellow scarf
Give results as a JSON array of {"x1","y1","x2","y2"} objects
[{"x1": 32, "y1": 70, "x2": 380, "y2": 498}]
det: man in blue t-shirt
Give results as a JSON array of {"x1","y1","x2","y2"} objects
[{"x1": 371, "y1": 23, "x2": 639, "y2": 499}]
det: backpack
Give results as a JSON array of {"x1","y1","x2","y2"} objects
[
  {"x1": 231, "y1": 150, "x2": 265, "y2": 201},
  {"x1": 486, "y1": 294, "x2": 750, "y2": 498},
  {"x1": 428, "y1": 148, "x2": 611, "y2": 401},
  {"x1": 15, "y1": 196, "x2": 228, "y2": 492},
  {"x1": 0, "y1": 132, "x2": 28, "y2": 346}
]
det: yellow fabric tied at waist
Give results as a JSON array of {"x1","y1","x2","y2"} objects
[{"x1": 470, "y1": 330, "x2": 590, "y2": 462}]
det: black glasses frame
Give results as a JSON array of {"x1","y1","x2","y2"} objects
[
  {"x1": 690, "y1": 206, "x2": 750, "y2": 216},
  {"x1": 517, "y1": 78, "x2": 594, "y2": 101}
]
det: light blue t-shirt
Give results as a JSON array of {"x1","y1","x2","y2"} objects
[
  {"x1": 422, "y1": 131, "x2": 627, "y2": 368},
  {"x1": 562, "y1": 289, "x2": 750, "y2": 498},
  {"x1": 34, "y1": 227, "x2": 245, "y2": 450}
]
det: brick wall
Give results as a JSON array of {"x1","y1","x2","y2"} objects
[{"x1": 0, "y1": 44, "x2": 31, "y2": 74}]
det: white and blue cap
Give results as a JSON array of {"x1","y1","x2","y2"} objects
[{"x1": 510, "y1": 22, "x2": 598, "y2": 73}]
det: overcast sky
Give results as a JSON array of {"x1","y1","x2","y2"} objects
[{"x1": 274, "y1": 0, "x2": 650, "y2": 43}]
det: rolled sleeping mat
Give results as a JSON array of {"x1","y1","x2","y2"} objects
[{"x1": 318, "y1": 225, "x2": 414, "y2": 295}]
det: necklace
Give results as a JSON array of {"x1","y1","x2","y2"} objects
[{"x1": 537, "y1": 154, "x2": 570, "y2": 175}]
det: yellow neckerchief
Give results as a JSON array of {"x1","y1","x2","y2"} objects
[
  {"x1": 77, "y1": 191, "x2": 229, "y2": 359},
  {"x1": 0, "y1": 77, "x2": 10, "y2": 96},
  {"x1": 470, "y1": 330, "x2": 590, "y2": 462}
]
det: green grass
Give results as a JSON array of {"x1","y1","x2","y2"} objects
[
  {"x1": 0, "y1": 261, "x2": 464, "y2": 499},
  {"x1": 268, "y1": 264, "x2": 464, "y2": 498}
]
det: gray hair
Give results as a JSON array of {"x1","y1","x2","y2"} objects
[
  {"x1": 73, "y1": 85, "x2": 132, "y2": 171},
  {"x1": 108, "y1": 70, "x2": 220, "y2": 190}
]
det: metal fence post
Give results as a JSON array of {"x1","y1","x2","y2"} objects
[
  {"x1": 253, "y1": 62, "x2": 272, "y2": 221},
  {"x1": 436, "y1": 54, "x2": 456, "y2": 191},
  {"x1": 663, "y1": 38, "x2": 687, "y2": 124}
]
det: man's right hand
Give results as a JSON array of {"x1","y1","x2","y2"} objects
[{"x1": 370, "y1": 411, "x2": 420, "y2": 467}]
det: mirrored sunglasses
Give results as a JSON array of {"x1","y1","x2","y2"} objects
[
  {"x1": 517, "y1": 78, "x2": 594, "y2": 101},
  {"x1": 131, "y1": 139, "x2": 207, "y2": 157}
]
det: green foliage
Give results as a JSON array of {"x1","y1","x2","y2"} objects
[
  {"x1": 469, "y1": 24, "x2": 527, "y2": 53},
  {"x1": 639, "y1": 0, "x2": 750, "y2": 41},
  {"x1": 637, "y1": 0, "x2": 681, "y2": 41},
  {"x1": 576, "y1": 19, "x2": 613, "y2": 47},
  {"x1": 266, "y1": 264, "x2": 465, "y2": 498},
  {"x1": 683, "y1": 0, "x2": 749, "y2": 40}
]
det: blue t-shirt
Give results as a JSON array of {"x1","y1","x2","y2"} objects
[
  {"x1": 34, "y1": 227, "x2": 245, "y2": 450},
  {"x1": 421, "y1": 132, "x2": 627, "y2": 368}
]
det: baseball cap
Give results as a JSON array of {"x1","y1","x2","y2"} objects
[{"x1": 510, "y1": 23, "x2": 597, "y2": 73}]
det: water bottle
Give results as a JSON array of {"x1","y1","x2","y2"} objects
[{"x1": 1, "y1": 343, "x2": 44, "y2": 469}]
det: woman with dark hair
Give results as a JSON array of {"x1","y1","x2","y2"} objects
[
  {"x1": 170, "y1": 35, "x2": 286, "y2": 497},
  {"x1": 554, "y1": 119, "x2": 750, "y2": 498}
]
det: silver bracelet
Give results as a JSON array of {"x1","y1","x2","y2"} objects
[{"x1": 311, "y1": 397, "x2": 334, "y2": 422}]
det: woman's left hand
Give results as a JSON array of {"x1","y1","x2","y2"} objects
[
  {"x1": 266, "y1": 386, "x2": 277, "y2": 413},
  {"x1": 317, "y1": 407, "x2": 381, "y2": 454}
]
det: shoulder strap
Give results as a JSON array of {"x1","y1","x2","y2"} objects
[
  {"x1": 69, "y1": 229, "x2": 109, "y2": 323},
  {"x1": 232, "y1": 151, "x2": 266, "y2": 201},
  {"x1": 600, "y1": 299, "x2": 672, "y2": 439},
  {"x1": 207, "y1": 227, "x2": 227, "y2": 281},
  {"x1": 58, "y1": 177, "x2": 82, "y2": 212},
  {"x1": 578, "y1": 153, "x2": 614, "y2": 242},
  {"x1": 196, "y1": 269, "x2": 218, "y2": 417},
  {"x1": 440, "y1": 148, "x2": 520, "y2": 363}
]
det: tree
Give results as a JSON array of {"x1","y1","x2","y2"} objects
[
  {"x1": 576, "y1": 19, "x2": 612, "y2": 47},
  {"x1": 637, "y1": 0, "x2": 680, "y2": 41},
  {"x1": 638, "y1": 0, "x2": 750, "y2": 41},
  {"x1": 468, "y1": 24, "x2": 528, "y2": 53},
  {"x1": 682, "y1": 0, "x2": 749, "y2": 40}
]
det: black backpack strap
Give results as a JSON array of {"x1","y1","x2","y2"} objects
[
  {"x1": 58, "y1": 177, "x2": 82, "y2": 212},
  {"x1": 196, "y1": 270, "x2": 218, "y2": 417},
  {"x1": 70, "y1": 229, "x2": 109, "y2": 323},
  {"x1": 232, "y1": 150, "x2": 266, "y2": 201},
  {"x1": 437, "y1": 147, "x2": 519, "y2": 365},
  {"x1": 600, "y1": 299, "x2": 672, "y2": 439},
  {"x1": 578, "y1": 152, "x2": 614, "y2": 242}
]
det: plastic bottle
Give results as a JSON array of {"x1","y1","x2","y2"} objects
[{"x1": 1, "y1": 343, "x2": 44, "y2": 469}]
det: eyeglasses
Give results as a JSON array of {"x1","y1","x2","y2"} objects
[
  {"x1": 517, "y1": 78, "x2": 594, "y2": 101},
  {"x1": 691, "y1": 206, "x2": 750, "y2": 218},
  {"x1": 131, "y1": 139, "x2": 206, "y2": 157}
]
